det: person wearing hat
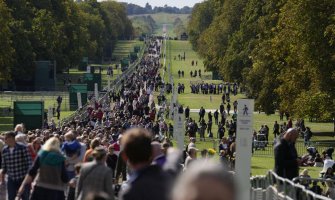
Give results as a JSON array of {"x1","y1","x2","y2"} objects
[{"x1": 75, "y1": 147, "x2": 114, "y2": 200}]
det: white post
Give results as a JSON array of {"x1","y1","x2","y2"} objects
[
  {"x1": 235, "y1": 99, "x2": 254, "y2": 200},
  {"x1": 173, "y1": 107, "x2": 185, "y2": 150},
  {"x1": 48, "y1": 106, "x2": 53, "y2": 122},
  {"x1": 94, "y1": 83, "x2": 98, "y2": 100},
  {"x1": 77, "y1": 92, "x2": 82, "y2": 109},
  {"x1": 107, "y1": 75, "x2": 111, "y2": 91},
  {"x1": 86, "y1": 66, "x2": 91, "y2": 73}
]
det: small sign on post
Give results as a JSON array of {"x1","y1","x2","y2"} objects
[
  {"x1": 77, "y1": 92, "x2": 82, "y2": 109},
  {"x1": 48, "y1": 106, "x2": 53, "y2": 122},
  {"x1": 107, "y1": 75, "x2": 111, "y2": 91},
  {"x1": 173, "y1": 107, "x2": 184, "y2": 150},
  {"x1": 94, "y1": 83, "x2": 98, "y2": 100},
  {"x1": 235, "y1": 99, "x2": 254, "y2": 200}
]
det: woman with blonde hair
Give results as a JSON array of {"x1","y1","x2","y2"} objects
[{"x1": 17, "y1": 137, "x2": 69, "y2": 200}]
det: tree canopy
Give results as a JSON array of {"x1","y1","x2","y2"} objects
[
  {"x1": 0, "y1": 0, "x2": 133, "y2": 84},
  {"x1": 189, "y1": 0, "x2": 335, "y2": 120}
]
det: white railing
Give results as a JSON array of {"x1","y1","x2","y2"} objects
[{"x1": 250, "y1": 171, "x2": 331, "y2": 200}]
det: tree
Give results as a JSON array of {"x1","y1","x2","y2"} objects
[{"x1": 0, "y1": 0, "x2": 14, "y2": 83}]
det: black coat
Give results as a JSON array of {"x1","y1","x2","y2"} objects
[
  {"x1": 274, "y1": 139, "x2": 299, "y2": 180},
  {"x1": 119, "y1": 165, "x2": 170, "y2": 200}
]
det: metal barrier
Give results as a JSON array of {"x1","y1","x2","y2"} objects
[
  {"x1": 250, "y1": 171, "x2": 332, "y2": 200},
  {"x1": 252, "y1": 141, "x2": 335, "y2": 157},
  {"x1": 185, "y1": 138, "x2": 335, "y2": 158},
  {"x1": 0, "y1": 91, "x2": 70, "y2": 111}
]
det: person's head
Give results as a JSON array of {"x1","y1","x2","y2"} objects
[
  {"x1": 14, "y1": 124, "x2": 24, "y2": 133},
  {"x1": 4, "y1": 131, "x2": 16, "y2": 147},
  {"x1": 190, "y1": 137, "x2": 195, "y2": 143},
  {"x1": 42, "y1": 137, "x2": 61, "y2": 153},
  {"x1": 326, "y1": 167, "x2": 333, "y2": 175},
  {"x1": 188, "y1": 147, "x2": 197, "y2": 159},
  {"x1": 121, "y1": 128, "x2": 152, "y2": 168},
  {"x1": 283, "y1": 128, "x2": 299, "y2": 143},
  {"x1": 64, "y1": 131, "x2": 75, "y2": 142},
  {"x1": 92, "y1": 147, "x2": 107, "y2": 162},
  {"x1": 172, "y1": 160, "x2": 235, "y2": 200},
  {"x1": 108, "y1": 145, "x2": 114, "y2": 154},
  {"x1": 90, "y1": 139, "x2": 100, "y2": 150},
  {"x1": 85, "y1": 192, "x2": 110, "y2": 200},
  {"x1": 15, "y1": 133, "x2": 27, "y2": 145},
  {"x1": 300, "y1": 169, "x2": 309, "y2": 176},
  {"x1": 152, "y1": 141, "x2": 163, "y2": 158}
]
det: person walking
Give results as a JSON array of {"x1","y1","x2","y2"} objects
[
  {"x1": 76, "y1": 147, "x2": 114, "y2": 200},
  {"x1": 118, "y1": 128, "x2": 170, "y2": 200},
  {"x1": 273, "y1": 121, "x2": 280, "y2": 138},
  {"x1": 274, "y1": 128, "x2": 301, "y2": 180},
  {"x1": 17, "y1": 137, "x2": 68, "y2": 200},
  {"x1": 214, "y1": 110, "x2": 219, "y2": 125},
  {"x1": 185, "y1": 106, "x2": 190, "y2": 119},
  {"x1": 0, "y1": 131, "x2": 32, "y2": 200}
]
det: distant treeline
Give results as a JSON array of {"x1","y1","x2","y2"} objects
[
  {"x1": 132, "y1": 15, "x2": 157, "y2": 36},
  {"x1": 122, "y1": 2, "x2": 192, "y2": 15},
  {"x1": 188, "y1": 0, "x2": 335, "y2": 120},
  {"x1": 0, "y1": 0, "x2": 133, "y2": 84}
]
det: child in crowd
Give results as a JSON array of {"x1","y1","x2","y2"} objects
[
  {"x1": 106, "y1": 145, "x2": 118, "y2": 178},
  {"x1": 67, "y1": 164, "x2": 81, "y2": 200}
]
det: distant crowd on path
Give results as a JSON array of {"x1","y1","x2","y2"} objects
[
  {"x1": 0, "y1": 38, "x2": 236, "y2": 200},
  {"x1": 190, "y1": 82, "x2": 239, "y2": 96}
]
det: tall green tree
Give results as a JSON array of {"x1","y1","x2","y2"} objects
[{"x1": 0, "y1": 0, "x2": 14, "y2": 83}]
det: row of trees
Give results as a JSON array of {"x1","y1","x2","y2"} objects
[
  {"x1": 188, "y1": 0, "x2": 335, "y2": 120},
  {"x1": 132, "y1": 15, "x2": 156, "y2": 36},
  {"x1": 0, "y1": 0, "x2": 133, "y2": 84},
  {"x1": 173, "y1": 17, "x2": 187, "y2": 38},
  {"x1": 124, "y1": 3, "x2": 192, "y2": 15}
]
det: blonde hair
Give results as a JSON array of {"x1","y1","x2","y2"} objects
[
  {"x1": 15, "y1": 124, "x2": 24, "y2": 132},
  {"x1": 42, "y1": 137, "x2": 61, "y2": 152}
]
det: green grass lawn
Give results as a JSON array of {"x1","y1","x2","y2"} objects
[{"x1": 162, "y1": 39, "x2": 334, "y2": 178}]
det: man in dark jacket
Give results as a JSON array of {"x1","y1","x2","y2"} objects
[
  {"x1": 274, "y1": 128, "x2": 301, "y2": 180},
  {"x1": 185, "y1": 106, "x2": 190, "y2": 119},
  {"x1": 118, "y1": 128, "x2": 170, "y2": 200}
]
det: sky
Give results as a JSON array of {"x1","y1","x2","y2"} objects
[{"x1": 117, "y1": 0, "x2": 203, "y2": 8}]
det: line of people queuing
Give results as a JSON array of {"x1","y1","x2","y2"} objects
[{"x1": 190, "y1": 82, "x2": 239, "y2": 96}]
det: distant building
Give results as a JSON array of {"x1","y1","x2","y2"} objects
[{"x1": 180, "y1": 32, "x2": 189, "y2": 40}]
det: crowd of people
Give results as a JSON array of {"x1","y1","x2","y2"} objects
[
  {"x1": 190, "y1": 82, "x2": 239, "y2": 96},
  {"x1": 0, "y1": 38, "x2": 235, "y2": 200}
]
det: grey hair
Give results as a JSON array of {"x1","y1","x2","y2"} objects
[{"x1": 172, "y1": 159, "x2": 235, "y2": 200}]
